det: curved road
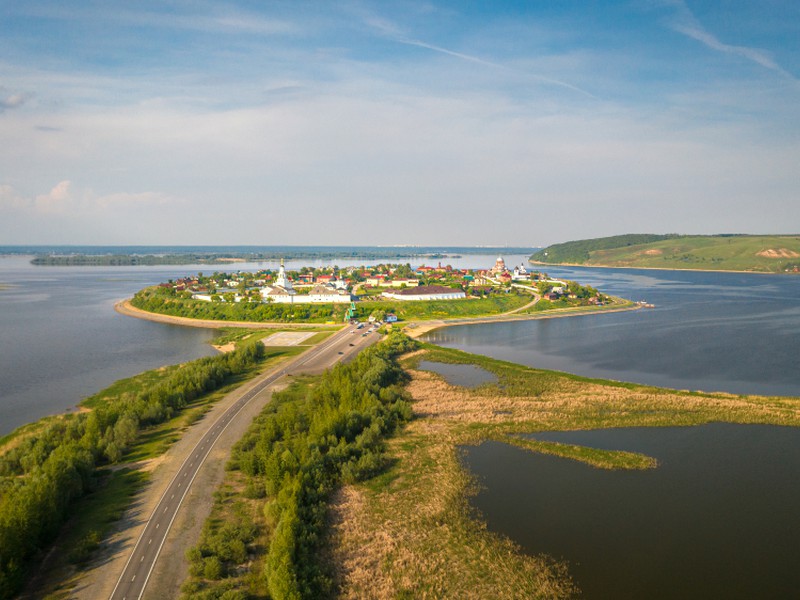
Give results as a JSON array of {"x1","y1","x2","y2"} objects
[{"x1": 108, "y1": 323, "x2": 378, "y2": 600}]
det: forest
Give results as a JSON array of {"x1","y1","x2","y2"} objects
[{"x1": 0, "y1": 341, "x2": 267, "y2": 599}]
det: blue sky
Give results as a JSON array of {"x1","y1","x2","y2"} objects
[{"x1": 1, "y1": 1, "x2": 798, "y2": 246}]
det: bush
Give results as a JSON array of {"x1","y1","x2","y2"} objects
[{"x1": 203, "y1": 556, "x2": 224, "y2": 580}]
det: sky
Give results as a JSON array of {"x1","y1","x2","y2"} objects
[{"x1": 1, "y1": 1, "x2": 798, "y2": 247}]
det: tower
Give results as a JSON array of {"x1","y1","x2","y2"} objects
[
  {"x1": 275, "y1": 258, "x2": 294, "y2": 292},
  {"x1": 492, "y1": 256, "x2": 507, "y2": 274}
]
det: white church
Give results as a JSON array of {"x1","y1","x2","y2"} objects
[{"x1": 260, "y1": 260, "x2": 354, "y2": 304}]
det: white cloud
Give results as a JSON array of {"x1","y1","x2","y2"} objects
[
  {"x1": 34, "y1": 180, "x2": 74, "y2": 214},
  {"x1": 1, "y1": 181, "x2": 184, "y2": 216},
  {"x1": 0, "y1": 89, "x2": 31, "y2": 111},
  {"x1": 0, "y1": 184, "x2": 28, "y2": 210}
]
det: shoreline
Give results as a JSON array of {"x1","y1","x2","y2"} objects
[
  {"x1": 403, "y1": 300, "x2": 641, "y2": 338},
  {"x1": 117, "y1": 297, "x2": 640, "y2": 338},
  {"x1": 528, "y1": 259, "x2": 798, "y2": 276}
]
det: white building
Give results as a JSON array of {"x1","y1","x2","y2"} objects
[
  {"x1": 512, "y1": 264, "x2": 531, "y2": 281},
  {"x1": 260, "y1": 259, "x2": 353, "y2": 304},
  {"x1": 382, "y1": 285, "x2": 466, "y2": 301}
]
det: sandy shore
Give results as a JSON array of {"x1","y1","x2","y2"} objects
[{"x1": 114, "y1": 299, "x2": 341, "y2": 330}]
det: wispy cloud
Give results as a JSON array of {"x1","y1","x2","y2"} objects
[
  {"x1": 663, "y1": 0, "x2": 794, "y2": 79},
  {"x1": 9, "y1": 3, "x2": 299, "y2": 37},
  {"x1": 360, "y1": 11, "x2": 598, "y2": 99}
]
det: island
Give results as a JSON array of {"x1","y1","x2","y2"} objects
[
  {"x1": 124, "y1": 256, "x2": 633, "y2": 328},
  {"x1": 530, "y1": 233, "x2": 800, "y2": 273}
]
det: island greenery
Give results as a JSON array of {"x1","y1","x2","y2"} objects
[
  {"x1": 132, "y1": 285, "x2": 541, "y2": 324},
  {"x1": 531, "y1": 234, "x2": 800, "y2": 273},
  {"x1": 129, "y1": 259, "x2": 618, "y2": 326}
]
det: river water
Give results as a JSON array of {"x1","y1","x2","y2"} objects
[
  {"x1": 0, "y1": 252, "x2": 526, "y2": 436},
  {"x1": 423, "y1": 266, "x2": 800, "y2": 397}
]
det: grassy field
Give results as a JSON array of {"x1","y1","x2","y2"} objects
[
  {"x1": 358, "y1": 291, "x2": 532, "y2": 321},
  {"x1": 531, "y1": 234, "x2": 800, "y2": 273}
]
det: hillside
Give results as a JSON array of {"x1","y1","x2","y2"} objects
[{"x1": 530, "y1": 234, "x2": 800, "y2": 273}]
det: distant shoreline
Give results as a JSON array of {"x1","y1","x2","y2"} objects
[{"x1": 528, "y1": 260, "x2": 797, "y2": 276}]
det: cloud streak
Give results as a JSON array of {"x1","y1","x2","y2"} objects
[
  {"x1": 664, "y1": 0, "x2": 795, "y2": 79},
  {"x1": 361, "y1": 12, "x2": 598, "y2": 99}
]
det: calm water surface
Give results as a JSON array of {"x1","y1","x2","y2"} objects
[
  {"x1": 424, "y1": 267, "x2": 800, "y2": 397},
  {"x1": 464, "y1": 424, "x2": 800, "y2": 599}
]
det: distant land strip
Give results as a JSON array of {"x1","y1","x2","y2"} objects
[
  {"x1": 5, "y1": 245, "x2": 539, "y2": 266},
  {"x1": 31, "y1": 252, "x2": 465, "y2": 266},
  {"x1": 530, "y1": 234, "x2": 800, "y2": 274}
]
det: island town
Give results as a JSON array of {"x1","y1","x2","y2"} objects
[{"x1": 141, "y1": 256, "x2": 610, "y2": 325}]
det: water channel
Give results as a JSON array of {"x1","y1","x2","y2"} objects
[{"x1": 464, "y1": 424, "x2": 800, "y2": 599}]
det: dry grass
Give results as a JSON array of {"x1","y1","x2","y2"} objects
[
  {"x1": 325, "y1": 346, "x2": 800, "y2": 599},
  {"x1": 327, "y1": 418, "x2": 574, "y2": 600}
]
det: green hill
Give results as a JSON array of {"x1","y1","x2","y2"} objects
[{"x1": 530, "y1": 234, "x2": 800, "y2": 273}]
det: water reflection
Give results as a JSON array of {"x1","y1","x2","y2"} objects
[
  {"x1": 464, "y1": 424, "x2": 800, "y2": 599},
  {"x1": 424, "y1": 268, "x2": 800, "y2": 397}
]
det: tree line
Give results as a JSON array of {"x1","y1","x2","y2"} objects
[
  {"x1": 0, "y1": 341, "x2": 267, "y2": 599},
  {"x1": 132, "y1": 287, "x2": 349, "y2": 323},
  {"x1": 182, "y1": 332, "x2": 417, "y2": 600}
]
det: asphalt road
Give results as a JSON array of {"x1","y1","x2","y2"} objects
[{"x1": 108, "y1": 323, "x2": 380, "y2": 600}]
